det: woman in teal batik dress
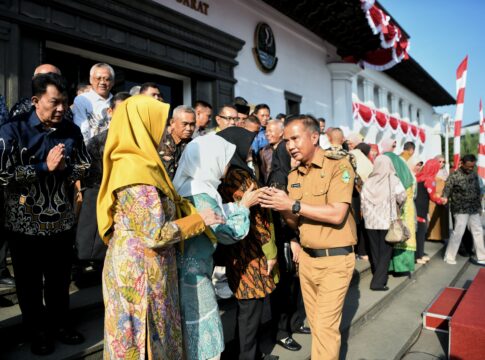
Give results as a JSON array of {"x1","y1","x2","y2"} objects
[{"x1": 173, "y1": 134, "x2": 261, "y2": 360}]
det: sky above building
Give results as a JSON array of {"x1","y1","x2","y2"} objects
[{"x1": 379, "y1": 0, "x2": 484, "y2": 125}]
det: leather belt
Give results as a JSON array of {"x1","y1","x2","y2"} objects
[{"x1": 302, "y1": 246, "x2": 354, "y2": 258}]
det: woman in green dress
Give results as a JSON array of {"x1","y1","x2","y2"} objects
[{"x1": 382, "y1": 138, "x2": 416, "y2": 273}]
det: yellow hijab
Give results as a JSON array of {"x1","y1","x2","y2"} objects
[{"x1": 97, "y1": 95, "x2": 208, "y2": 244}]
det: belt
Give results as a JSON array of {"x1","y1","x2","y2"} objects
[{"x1": 302, "y1": 246, "x2": 354, "y2": 258}]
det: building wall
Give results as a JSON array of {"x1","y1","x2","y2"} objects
[
  {"x1": 352, "y1": 69, "x2": 443, "y2": 159},
  {"x1": 156, "y1": 0, "x2": 335, "y2": 118}
]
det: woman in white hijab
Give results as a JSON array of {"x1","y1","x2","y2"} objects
[
  {"x1": 361, "y1": 155, "x2": 407, "y2": 291},
  {"x1": 173, "y1": 134, "x2": 260, "y2": 360}
]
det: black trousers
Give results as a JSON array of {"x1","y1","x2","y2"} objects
[
  {"x1": 271, "y1": 265, "x2": 306, "y2": 340},
  {"x1": 0, "y1": 231, "x2": 9, "y2": 276},
  {"x1": 237, "y1": 296, "x2": 273, "y2": 360},
  {"x1": 367, "y1": 229, "x2": 394, "y2": 289},
  {"x1": 415, "y1": 221, "x2": 427, "y2": 260},
  {"x1": 8, "y1": 230, "x2": 74, "y2": 335}
]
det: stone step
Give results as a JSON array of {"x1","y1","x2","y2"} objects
[
  {"x1": 342, "y1": 250, "x2": 472, "y2": 360},
  {"x1": 270, "y1": 241, "x2": 447, "y2": 360},
  {"x1": 0, "y1": 241, "x2": 452, "y2": 360}
]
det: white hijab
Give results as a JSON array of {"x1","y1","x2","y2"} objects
[{"x1": 173, "y1": 134, "x2": 236, "y2": 217}]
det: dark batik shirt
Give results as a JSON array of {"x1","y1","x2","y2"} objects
[
  {"x1": 443, "y1": 167, "x2": 482, "y2": 214},
  {"x1": 85, "y1": 129, "x2": 108, "y2": 188},
  {"x1": 158, "y1": 130, "x2": 190, "y2": 180},
  {"x1": 0, "y1": 110, "x2": 90, "y2": 235},
  {"x1": 0, "y1": 95, "x2": 8, "y2": 126}
]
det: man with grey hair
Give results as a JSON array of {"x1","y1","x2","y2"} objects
[
  {"x1": 159, "y1": 105, "x2": 196, "y2": 179},
  {"x1": 72, "y1": 63, "x2": 115, "y2": 142},
  {"x1": 259, "y1": 119, "x2": 284, "y2": 183}
]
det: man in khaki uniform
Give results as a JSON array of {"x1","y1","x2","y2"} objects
[{"x1": 260, "y1": 115, "x2": 356, "y2": 360}]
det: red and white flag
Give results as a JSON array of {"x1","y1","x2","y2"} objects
[
  {"x1": 478, "y1": 99, "x2": 485, "y2": 180},
  {"x1": 453, "y1": 56, "x2": 468, "y2": 169}
]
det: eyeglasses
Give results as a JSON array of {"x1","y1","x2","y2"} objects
[{"x1": 217, "y1": 115, "x2": 239, "y2": 122}]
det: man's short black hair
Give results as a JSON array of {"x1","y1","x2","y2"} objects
[
  {"x1": 462, "y1": 154, "x2": 477, "y2": 163},
  {"x1": 110, "y1": 92, "x2": 131, "y2": 109},
  {"x1": 218, "y1": 104, "x2": 237, "y2": 115},
  {"x1": 403, "y1": 141, "x2": 416, "y2": 151},
  {"x1": 139, "y1": 82, "x2": 160, "y2": 94},
  {"x1": 245, "y1": 115, "x2": 261, "y2": 125},
  {"x1": 317, "y1": 117, "x2": 326, "y2": 124},
  {"x1": 193, "y1": 100, "x2": 212, "y2": 110},
  {"x1": 253, "y1": 103, "x2": 270, "y2": 115},
  {"x1": 284, "y1": 114, "x2": 319, "y2": 134},
  {"x1": 32, "y1": 73, "x2": 68, "y2": 98},
  {"x1": 275, "y1": 113, "x2": 286, "y2": 120}
]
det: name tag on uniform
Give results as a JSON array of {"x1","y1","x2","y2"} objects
[{"x1": 291, "y1": 183, "x2": 301, "y2": 188}]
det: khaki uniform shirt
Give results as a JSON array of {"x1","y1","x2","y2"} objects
[{"x1": 287, "y1": 147, "x2": 357, "y2": 249}]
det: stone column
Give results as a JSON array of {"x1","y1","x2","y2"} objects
[
  {"x1": 363, "y1": 78, "x2": 374, "y2": 106},
  {"x1": 390, "y1": 94, "x2": 400, "y2": 116},
  {"x1": 378, "y1": 87, "x2": 387, "y2": 111},
  {"x1": 327, "y1": 62, "x2": 362, "y2": 130},
  {"x1": 402, "y1": 99, "x2": 410, "y2": 120}
]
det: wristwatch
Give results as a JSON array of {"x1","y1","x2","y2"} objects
[{"x1": 292, "y1": 200, "x2": 301, "y2": 215}]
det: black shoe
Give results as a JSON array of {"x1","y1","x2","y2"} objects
[
  {"x1": 277, "y1": 336, "x2": 302, "y2": 351},
  {"x1": 370, "y1": 286, "x2": 389, "y2": 291},
  {"x1": 0, "y1": 276, "x2": 15, "y2": 288},
  {"x1": 57, "y1": 328, "x2": 85, "y2": 345},
  {"x1": 31, "y1": 331, "x2": 55, "y2": 356},
  {"x1": 262, "y1": 355, "x2": 279, "y2": 360},
  {"x1": 295, "y1": 325, "x2": 311, "y2": 334}
]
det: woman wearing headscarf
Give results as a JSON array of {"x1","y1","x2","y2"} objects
[
  {"x1": 348, "y1": 139, "x2": 374, "y2": 261},
  {"x1": 381, "y1": 138, "x2": 417, "y2": 274},
  {"x1": 97, "y1": 96, "x2": 223, "y2": 360},
  {"x1": 415, "y1": 159, "x2": 445, "y2": 264},
  {"x1": 173, "y1": 134, "x2": 260, "y2": 360},
  {"x1": 427, "y1": 155, "x2": 450, "y2": 241},
  {"x1": 216, "y1": 126, "x2": 279, "y2": 360},
  {"x1": 361, "y1": 156, "x2": 407, "y2": 290}
]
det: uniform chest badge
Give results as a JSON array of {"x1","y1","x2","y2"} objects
[{"x1": 342, "y1": 170, "x2": 351, "y2": 184}]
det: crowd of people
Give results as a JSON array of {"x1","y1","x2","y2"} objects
[{"x1": 0, "y1": 62, "x2": 484, "y2": 360}]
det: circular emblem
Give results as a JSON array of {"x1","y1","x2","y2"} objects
[{"x1": 253, "y1": 23, "x2": 278, "y2": 72}]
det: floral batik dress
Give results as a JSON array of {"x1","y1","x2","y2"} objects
[
  {"x1": 177, "y1": 193, "x2": 250, "y2": 360},
  {"x1": 103, "y1": 185, "x2": 183, "y2": 360}
]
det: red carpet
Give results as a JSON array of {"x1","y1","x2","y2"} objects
[
  {"x1": 423, "y1": 287, "x2": 466, "y2": 333},
  {"x1": 449, "y1": 268, "x2": 485, "y2": 360}
]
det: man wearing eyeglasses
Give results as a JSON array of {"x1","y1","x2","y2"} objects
[
  {"x1": 214, "y1": 104, "x2": 238, "y2": 132},
  {"x1": 72, "y1": 63, "x2": 115, "y2": 142}
]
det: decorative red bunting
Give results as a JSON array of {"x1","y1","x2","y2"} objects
[
  {"x1": 418, "y1": 128, "x2": 426, "y2": 143},
  {"x1": 410, "y1": 124, "x2": 418, "y2": 138},
  {"x1": 400, "y1": 120, "x2": 409, "y2": 135},
  {"x1": 375, "y1": 111, "x2": 387, "y2": 128},
  {"x1": 358, "y1": 103, "x2": 373, "y2": 124},
  {"x1": 389, "y1": 116, "x2": 399, "y2": 131},
  {"x1": 356, "y1": 0, "x2": 410, "y2": 71},
  {"x1": 352, "y1": 102, "x2": 426, "y2": 143}
]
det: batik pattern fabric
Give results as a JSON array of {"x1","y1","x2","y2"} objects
[
  {"x1": 0, "y1": 95, "x2": 8, "y2": 125},
  {"x1": 177, "y1": 193, "x2": 250, "y2": 360},
  {"x1": 0, "y1": 110, "x2": 90, "y2": 236},
  {"x1": 158, "y1": 130, "x2": 189, "y2": 180},
  {"x1": 389, "y1": 186, "x2": 416, "y2": 273},
  {"x1": 218, "y1": 168, "x2": 277, "y2": 300},
  {"x1": 103, "y1": 185, "x2": 183, "y2": 360}
]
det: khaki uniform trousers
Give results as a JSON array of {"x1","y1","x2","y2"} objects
[{"x1": 299, "y1": 251, "x2": 355, "y2": 360}]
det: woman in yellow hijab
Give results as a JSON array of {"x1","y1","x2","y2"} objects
[{"x1": 97, "y1": 95, "x2": 223, "y2": 360}]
